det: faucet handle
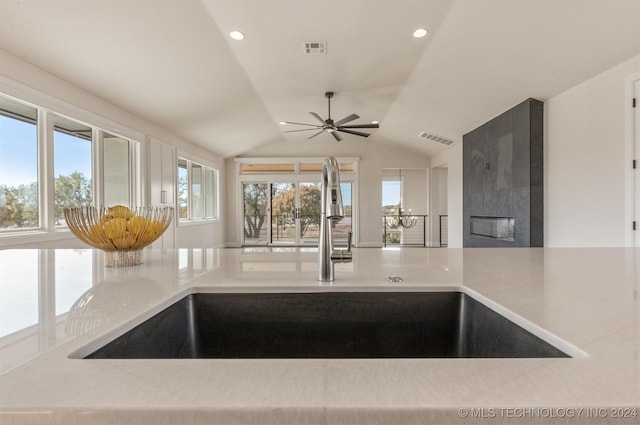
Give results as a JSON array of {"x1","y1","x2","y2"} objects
[{"x1": 332, "y1": 231, "x2": 353, "y2": 263}]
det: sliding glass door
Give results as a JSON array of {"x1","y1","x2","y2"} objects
[{"x1": 242, "y1": 181, "x2": 352, "y2": 247}]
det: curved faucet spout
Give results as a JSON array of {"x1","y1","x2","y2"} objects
[
  {"x1": 322, "y1": 157, "x2": 344, "y2": 219},
  {"x1": 318, "y1": 157, "x2": 351, "y2": 282}
]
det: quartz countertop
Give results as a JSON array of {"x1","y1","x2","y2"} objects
[{"x1": 0, "y1": 247, "x2": 638, "y2": 424}]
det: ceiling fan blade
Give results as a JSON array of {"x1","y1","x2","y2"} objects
[
  {"x1": 307, "y1": 130, "x2": 325, "y2": 140},
  {"x1": 337, "y1": 123, "x2": 379, "y2": 129},
  {"x1": 283, "y1": 128, "x2": 322, "y2": 133},
  {"x1": 337, "y1": 129, "x2": 371, "y2": 137},
  {"x1": 334, "y1": 113, "x2": 360, "y2": 126},
  {"x1": 309, "y1": 112, "x2": 326, "y2": 124},
  {"x1": 331, "y1": 131, "x2": 342, "y2": 142},
  {"x1": 281, "y1": 121, "x2": 321, "y2": 127}
]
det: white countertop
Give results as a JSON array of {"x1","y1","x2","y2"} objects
[{"x1": 0, "y1": 247, "x2": 638, "y2": 424}]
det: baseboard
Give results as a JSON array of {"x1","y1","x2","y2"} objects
[{"x1": 357, "y1": 242, "x2": 384, "y2": 248}]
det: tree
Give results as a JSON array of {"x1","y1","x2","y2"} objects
[
  {"x1": 54, "y1": 172, "x2": 92, "y2": 225},
  {"x1": 271, "y1": 184, "x2": 322, "y2": 238},
  {"x1": 0, "y1": 182, "x2": 38, "y2": 228},
  {"x1": 178, "y1": 175, "x2": 188, "y2": 218},
  {"x1": 297, "y1": 184, "x2": 321, "y2": 237},
  {"x1": 0, "y1": 172, "x2": 92, "y2": 229},
  {"x1": 243, "y1": 183, "x2": 268, "y2": 240},
  {"x1": 271, "y1": 184, "x2": 295, "y2": 226}
]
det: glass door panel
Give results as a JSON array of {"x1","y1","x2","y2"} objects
[
  {"x1": 299, "y1": 182, "x2": 321, "y2": 246},
  {"x1": 333, "y1": 182, "x2": 352, "y2": 245},
  {"x1": 271, "y1": 183, "x2": 296, "y2": 245},
  {"x1": 242, "y1": 183, "x2": 269, "y2": 245}
]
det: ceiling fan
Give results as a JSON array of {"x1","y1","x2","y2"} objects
[{"x1": 280, "y1": 92, "x2": 379, "y2": 142}]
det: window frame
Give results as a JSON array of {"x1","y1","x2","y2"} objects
[{"x1": 177, "y1": 155, "x2": 220, "y2": 224}]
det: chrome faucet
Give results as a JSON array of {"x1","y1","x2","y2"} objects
[{"x1": 318, "y1": 157, "x2": 352, "y2": 282}]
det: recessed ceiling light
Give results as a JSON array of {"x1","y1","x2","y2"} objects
[
  {"x1": 230, "y1": 31, "x2": 245, "y2": 40},
  {"x1": 371, "y1": 120, "x2": 379, "y2": 124},
  {"x1": 279, "y1": 121, "x2": 287, "y2": 125},
  {"x1": 413, "y1": 28, "x2": 428, "y2": 38}
]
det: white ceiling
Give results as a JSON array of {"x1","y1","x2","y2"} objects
[{"x1": 1, "y1": 0, "x2": 638, "y2": 158}]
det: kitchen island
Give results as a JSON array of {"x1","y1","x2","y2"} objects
[{"x1": 0, "y1": 247, "x2": 638, "y2": 424}]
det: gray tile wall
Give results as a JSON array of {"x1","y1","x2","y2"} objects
[{"x1": 463, "y1": 98, "x2": 543, "y2": 247}]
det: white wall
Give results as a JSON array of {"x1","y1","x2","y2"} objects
[
  {"x1": 0, "y1": 50, "x2": 225, "y2": 249},
  {"x1": 430, "y1": 144, "x2": 463, "y2": 248},
  {"x1": 545, "y1": 55, "x2": 639, "y2": 247},
  {"x1": 226, "y1": 138, "x2": 431, "y2": 247},
  {"x1": 401, "y1": 168, "x2": 429, "y2": 216},
  {"x1": 429, "y1": 166, "x2": 448, "y2": 246}
]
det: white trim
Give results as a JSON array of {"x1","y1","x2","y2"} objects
[
  {"x1": 39, "y1": 109, "x2": 53, "y2": 230},
  {"x1": 178, "y1": 150, "x2": 219, "y2": 171},
  {"x1": 636, "y1": 79, "x2": 640, "y2": 248},
  {"x1": 234, "y1": 156, "x2": 360, "y2": 165},
  {"x1": 625, "y1": 72, "x2": 640, "y2": 247},
  {"x1": 355, "y1": 242, "x2": 383, "y2": 248}
]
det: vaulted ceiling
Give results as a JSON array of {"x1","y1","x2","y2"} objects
[{"x1": 1, "y1": 0, "x2": 638, "y2": 158}]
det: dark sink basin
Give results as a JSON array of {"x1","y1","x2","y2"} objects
[{"x1": 83, "y1": 292, "x2": 570, "y2": 359}]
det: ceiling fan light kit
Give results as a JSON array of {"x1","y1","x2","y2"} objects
[{"x1": 281, "y1": 92, "x2": 379, "y2": 142}]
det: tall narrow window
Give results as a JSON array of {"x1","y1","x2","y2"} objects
[
  {"x1": 103, "y1": 133, "x2": 130, "y2": 207},
  {"x1": 0, "y1": 97, "x2": 39, "y2": 230},
  {"x1": 53, "y1": 115, "x2": 92, "y2": 226},
  {"x1": 191, "y1": 163, "x2": 203, "y2": 219},
  {"x1": 204, "y1": 167, "x2": 217, "y2": 218},
  {"x1": 382, "y1": 178, "x2": 401, "y2": 215},
  {"x1": 177, "y1": 159, "x2": 188, "y2": 219}
]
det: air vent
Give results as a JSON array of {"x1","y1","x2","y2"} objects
[
  {"x1": 303, "y1": 41, "x2": 327, "y2": 54},
  {"x1": 418, "y1": 131, "x2": 456, "y2": 146}
]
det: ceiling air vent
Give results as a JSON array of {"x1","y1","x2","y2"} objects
[
  {"x1": 418, "y1": 131, "x2": 456, "y2": 146},
  {"x1": 303, "y1": 41, "x2": 327, "y2": 54}
]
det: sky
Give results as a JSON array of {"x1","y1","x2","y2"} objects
[
  {"x1": 0, "y1": 116, "x2": 92, "y2": 187},
  {"x1": 382, "y1": 180, "x2": 401, "y2": 206}
]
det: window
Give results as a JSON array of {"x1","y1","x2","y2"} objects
[
  {"x1": 0, "y1": 97, "x2": 39, "y2": 230},
  {"x1": 178, "y1": 157, "x2": 218, "y2": 221},
  {"x1": 103, "y1": 133, "x2": 130, "y2": 207},
  {"x1": 53, "y1": 115, "x2": 92, "y2": 226},
  {"x1": 382, "y1": 178, "x2": 401, "y2": 215},
  {"x1": 0, "y1": 93, "x2": 139, "y2": 239},
  {"x1": 204, "y1": 167, "x2": 217, "y2": 218}
]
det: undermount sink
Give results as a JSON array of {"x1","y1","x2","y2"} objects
[{"x1": 79, "y1": 291, "x2": 571, "y2": 359}]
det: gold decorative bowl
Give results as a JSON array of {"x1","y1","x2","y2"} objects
[{"x1": 63, "y1": 206, "x2": 173, "y2": 267}]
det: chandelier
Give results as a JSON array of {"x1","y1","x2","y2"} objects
[
  {"x1": 385, "y1": 208, "x2": 418, "y2": 229},
  {"x1": 384, "y1": 169, "x2": 418, "y2": 229}
]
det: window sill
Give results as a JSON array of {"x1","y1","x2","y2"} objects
[
  {"x1": 177, "y1": 219, "x2": 219, "y2": 227},
  {"x1": 0, "y1": 229, "x2": 77, "y2": 248}
]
